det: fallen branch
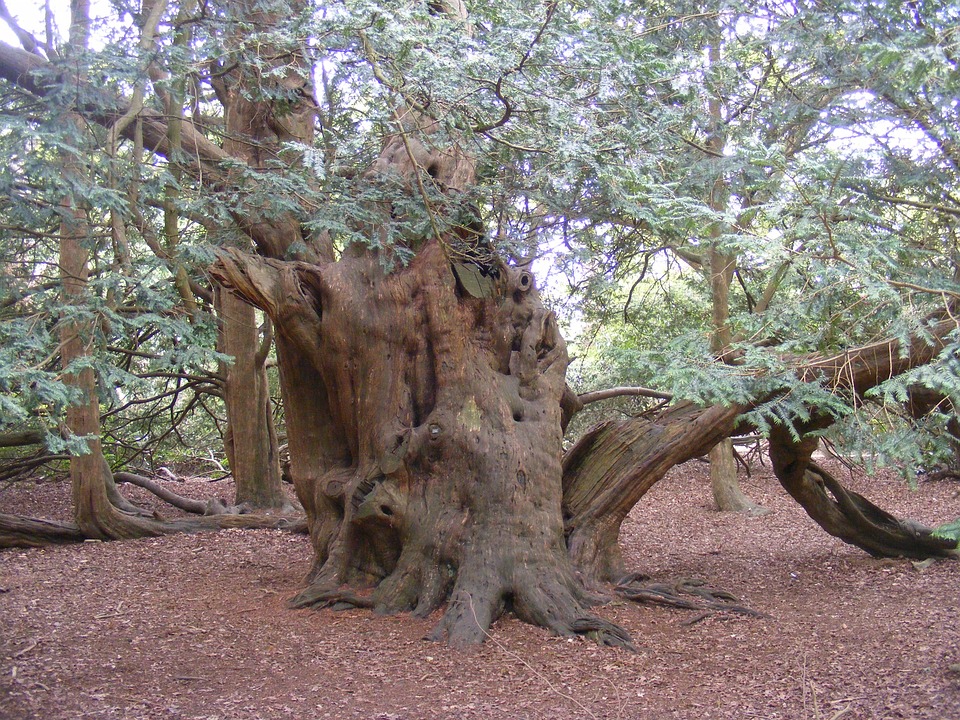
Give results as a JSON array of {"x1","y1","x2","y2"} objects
[
  {"x1": 0, "y1": 430, "x2": 44, "y2": 448},
  {"x1": 0, "y1": 513, "x2": 85, "y2": 547}
]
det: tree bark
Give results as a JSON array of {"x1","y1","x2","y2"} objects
[
  {"x1": 703, "y1": 24, "x2": 763, "y2": 513},
  {"x1": 707, "y1": 245, "x2": 757, "y2": 513},
  {"x1": 59, "y1": 154, "x2": 164, "y2": 541},
  {"x1": 216, "y1": 289, "x2": 286, "y2": 509},
  {"x1": 213, "y1": 233, "x2": 632, "y2": 647},
  {"x1": 562, "y1": 318, "x2": 960, "y2": 576},
  {"x1": 561, "y1": 402, "x2": 741, "y2": 582},
  {"x1": 52, "y1": 2, "x2": 160, "y2": 541},
  {"x1": 4, "y1": 6, "x2": 956, "y2": 649},
  {"x1": 709, "y1": 438, "x2": 766, "y2": 515},
  {"x1": 0, "y1": 513, "x2": 86, "y2": 547},
  {"x1": 768, "y1": 424, "x2": 956, "y2": 558}
]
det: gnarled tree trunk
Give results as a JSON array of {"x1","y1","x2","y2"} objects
[
  {"x1": 214, "y1": 242, "x2": 630, "y2": 648},
  {"x1": 768, "y1": 424, "x2": 956, "y2": 559},
  {"x1": 562, "y1": 320, "x2": 960, "y2": 579},
  {"x1": 562, "y1": 402, "x2": 741, "y2": 582}
]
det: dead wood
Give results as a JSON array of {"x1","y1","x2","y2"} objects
[
  {"x1": 0, "y1": 513, "x2": 85, "y2": 547},
  {"x1": 0, "y1": 510, "x2": 307, "y2": 549}
]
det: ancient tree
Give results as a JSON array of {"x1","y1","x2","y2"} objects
[{"x1": 1, "y1": 0, "x2": 959, "y2": 649}]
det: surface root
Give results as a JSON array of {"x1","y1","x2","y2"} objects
[
  {"x1": 615, "y1": 573, "x2": 768, "y2": 618},
  {"x1": 288, "y1": 587, "x2": 375, "y2": 610},
  {"x1": 568, "y1": 616, "x2": 637, "y2": 651},
  {"x1": 115, "y1": 472, "x2": 242, "y2": 516}
]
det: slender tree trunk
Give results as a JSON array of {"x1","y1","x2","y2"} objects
[
  {"x1": 217, "y1": 288, "x2": 286, "y2": 509},
  {"x1": 58, "y1": 1, "x2": 161, "y2": 540},
  {"x1": 707, "y1": 245, "x2": 759, "y2": 512},
  {"x1": 212, "y1": 0, "x2": 322, "y2": 511},
  {"x1": 704, "y1": 30, "x2": 764, "y2": 514},
  {"x1": 59, "y1": 163, "x2": 162, "y2": 540}
]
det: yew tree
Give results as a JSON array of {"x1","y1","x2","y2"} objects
[{"x1": 1, "y1": 0, "x2": 959, "y2": 649}]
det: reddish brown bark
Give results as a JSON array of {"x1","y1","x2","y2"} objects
[
  {"x1": 3, "y1": 6, "x2": 957, "y2": 650},
  {"x1": 768, "y1": 424, "x2": 956, "y2": 558},
  {"x1": 49, "y1": 3, "x2": 164, "y2": 540},
  {"x1": 561, "y1": 402, "x2": 741, "y2": 582},
  {"x1": 213, "y1": 235, "x2": 632, "y2": 647},
  {"x1": 562, "y1": 319, "x2": 960, "y2": 579},
  {"x1": 216, "y1": 289, "x2": 286, "y2": 510}
]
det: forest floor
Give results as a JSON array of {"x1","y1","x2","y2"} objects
[{"x1": 1, "y1": 456, "x2": 960, "y2": 720}]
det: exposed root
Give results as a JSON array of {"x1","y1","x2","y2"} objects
[
  {"x1": 114, "y1": 472, "x2": 242, "y2": 516},
  {"x1": 422, "y1": 583, "x2": 637, "y2": 652},
  {"x1": 568, "y1": 617, "x2": 637, "y2": 651},
  {"x1": 615, "y1": 572, "x2": 769, "y2": 618},
  {"x1": 917, "y1": 467, "x2": 960, "y2": 483},
  {"x1": 288, "y1": 586, "x2": 375, "y2": 610},
  {"x1": 426, "y1": 587, "x2": 503, "y2": 647},
  {"x1": 418, "y1": 562, "x2": 639, "y2": 651}
]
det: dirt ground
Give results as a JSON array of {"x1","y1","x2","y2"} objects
[{"x1": 1, "y1": 458, "x2": 959, "y2": 720}]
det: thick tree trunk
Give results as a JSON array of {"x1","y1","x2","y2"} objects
[
  {"x1": 213, "y1": 240, "x2": 631, "y2": 647},
  {"x1": 4, "y1": 2, "x2": 955, "y2": 647},
  {"x1": 216, "y1": 289, "x2": 286, "y2": 510}
]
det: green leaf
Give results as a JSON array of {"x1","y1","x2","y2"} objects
[{"x1": 932, "y1": 518, "x2": 960, "y2": 543}]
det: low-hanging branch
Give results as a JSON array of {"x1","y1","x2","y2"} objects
[
  {"x1": 0, "y1": 39, "x2": 308, "y2": 260},
  {"x1": 562, "y1": 316, "x2": 960, "y2": 581},
  {"x1": 0, "y1": 430, "x2": 44, "y2": 448},
  {"x1": 114, "y1": 471, "x2": 244, "y2": 516}
]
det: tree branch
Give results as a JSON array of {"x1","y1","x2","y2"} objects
[
  {"x1": 0, "y1": 430, "x2": 45, "y2": 448},
  {"x1": 0, "y1": 41, "x2": 230, "y2": 174},
  {"x1": 577, "y1": 386, "x2": 673, "y2": 406}
]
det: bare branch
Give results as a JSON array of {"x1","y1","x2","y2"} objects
[
  {"x1": 577, "y1": 386, "x2": 673, "y2": 406},
  {"x1": 0, "y1": 1, "x2": 44, "y2": 56}
]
